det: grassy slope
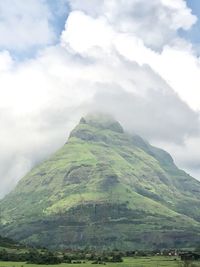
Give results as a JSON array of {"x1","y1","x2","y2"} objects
[{"x1": 1, "y1": 114, "x2": 200, "y2": 249}]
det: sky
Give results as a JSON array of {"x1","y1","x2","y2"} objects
[{"x1": 1, "y1": 0, "x2": 200, "y2": 198}]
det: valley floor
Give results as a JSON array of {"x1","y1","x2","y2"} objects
[{"x1": 0, "y1": 256, "x2": 198, "y2": 267}]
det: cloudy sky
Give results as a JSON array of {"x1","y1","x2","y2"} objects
[{"x1": 1, "y1": 0, "x2": 200, "y2": 198}]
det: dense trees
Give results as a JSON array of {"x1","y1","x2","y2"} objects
[
  {"x1": 26, "y1": 250, "x2": 61, "y2": 264},
  {"x1": 0, "y1": 248, "x2": 124, "y2": 264},
  {"x1": 3, "y1": 248, "x2": 200, "y2": 265},
  {"x1": 0, "y1": 249, "x2": 61, "y2": 264}
]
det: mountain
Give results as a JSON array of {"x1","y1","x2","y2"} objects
[
  {"x1": 1, "y1": 113, "x2": 200, "y2": 250},
  {"x1": 0, "y1": 235, "x2": 21, "y2": 249}
]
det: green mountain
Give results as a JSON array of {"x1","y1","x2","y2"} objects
[
  {"x1": 0, "y1": 235, "x2": 20, "y2": 250},
  {"x1": 1, "y1": 114, "x2": 200, "y2": 250}
]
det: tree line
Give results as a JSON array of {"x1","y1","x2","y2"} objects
[{"x1": 0, "y1": 249, "x2": 123, "y2": 264}]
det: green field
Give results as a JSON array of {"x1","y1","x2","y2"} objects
[{"x1": 0, "y1": 257, "x2": 199, "y2": 267}]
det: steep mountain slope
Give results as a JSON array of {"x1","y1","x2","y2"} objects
[{"x1": 1, "y1": 114, "x2": 200, "y2": 250}]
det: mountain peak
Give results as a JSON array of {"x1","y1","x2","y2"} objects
[
  {"x1": 2, "y1": 113, "x2": 200, "y2": 250},
  {"x1": 78, "y1": 113, "x2": 124, "y2": 133}
]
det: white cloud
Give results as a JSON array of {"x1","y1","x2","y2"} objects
[
  {"x1": 67, "y1": 0, "x2": 196, "y2": 49},
  {"x1": 161, "y1": 0, "x2": 196, "y2": 29},
  {"x1": 0, "y1": 51, "x2": 13, "y2": 71},
  {"x1": 61, "y1": 11, "x2": 115, "y2": 56},
  {"x1": 1, "y1": 0, "x2": 200, "y2": 197},
  {"x1": 114, "y1": 36, "x2": 200, "y2": 110},
  {"x1": 0, "y1": 0, "x2": 55, "y2": 50},
  {"x1": 61, "y1": 5, "x2": 200, "y2": 110}
]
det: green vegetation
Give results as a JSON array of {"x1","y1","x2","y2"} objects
[
  {"x1": 0, "y1": 256, "x2": 198, "y2": 267},
  {"x1": 0, "y1": 236, "x2": 199, "y2": 267},
  {"x1": 1, "y1": 114, "x2": 200, "y2": 249},
  {"x1": 0, "y1": 236, "x2": 20, "y2": 249}
]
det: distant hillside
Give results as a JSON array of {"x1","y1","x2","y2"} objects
[
  {"x1": 0, "y1": 235, "x2": 23, "y2": 250},
  {"x1": 0, "y1": 235, "x2": 15, "y2": 248},
  {"x1": 1, "y1": 114, "x2": 200, "y2": 250}
]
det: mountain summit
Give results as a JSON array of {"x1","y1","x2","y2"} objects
[{"x1": 1, "y1": 114, "x2": 200, "y2": 249}]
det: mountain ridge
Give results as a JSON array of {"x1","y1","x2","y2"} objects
[{"x1": 1, "y1": 113, "x2": 200, "y2": 249}]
